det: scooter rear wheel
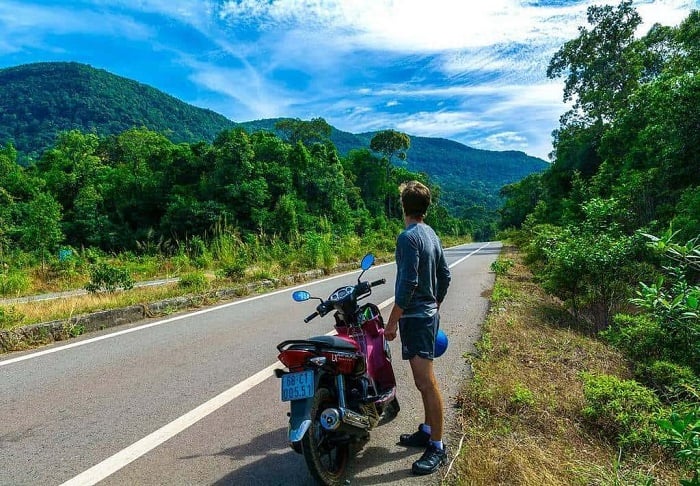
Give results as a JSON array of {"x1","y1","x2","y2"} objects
[{"x1": 301, "y1": 387, "x2": 350, "y2": 485}]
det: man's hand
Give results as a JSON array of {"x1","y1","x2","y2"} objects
[
  {"x1": 384, "y1": 304, "x2": 403, "y2": 341},
  {"x1": 384, "y1": 320, "x2": 398, "y2": 341}
]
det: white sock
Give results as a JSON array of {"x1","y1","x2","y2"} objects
[{"x1": 419, "y1": 423, "x2": 431, "y2": 435}]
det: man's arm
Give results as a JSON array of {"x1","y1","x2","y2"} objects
[
  {"x1": 386, "y1": 232, "x2": 418, "y2": 341},
  {"x1": 384, "y1": 304, "x2": 403, "y2": 341},
  {"x1": 436, "y1": 248, "x2": 451, "y2": 304},
  {"x1": 395, "y1": 233, "x2": 419, "y2": 309}
]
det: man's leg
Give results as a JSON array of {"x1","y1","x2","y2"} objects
[
  {"x1": 408, "y1": 355, "x2": 447, "y2": 475},
  {"x1": 409, "y1": 356, "x2": 443, "y2": 442}
]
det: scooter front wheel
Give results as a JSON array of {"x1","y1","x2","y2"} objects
[{"x1": 301, "y1": 387, "x2": 350, "y2": 485}]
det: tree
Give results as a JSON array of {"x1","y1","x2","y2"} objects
[
  {"x1": 99, "y1": 128, "x2": 175, "y2": 248},
  {"x1": 369, "y1": 130, "x2": 411, "y2": 218},
  {"x1": 499, "y1": 173, "x2": 543, "y2": 230},
  {"x1": 19, "y1": 192, "x2": 64, "y2": 268},
  {"x1": 275, "y1": 117, "x2": 331, "y2": 146},
  {"x1": 369, "y1": 129, "x2": 410, "y2": 164},
  {"x1": 547, "y1": 0, "x2": 643, "y2": 125}
]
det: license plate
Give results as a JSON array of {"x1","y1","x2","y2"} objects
[{"x1": 281, "y1": 370, "x2": 315, "y2": 401}]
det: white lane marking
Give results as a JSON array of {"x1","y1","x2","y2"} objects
[
  {"x1": 450, "y1": 241, "x2": 491, "y2": 268},
  {"x1": 59, "y1": 241, "x2": 493, "y2": 486},
  {"x1": 60, "y1": 362, "x2": 280, "y2": 486},
  {"x1": 0, "y1": 263, "x2": 395, "y2": 368}
]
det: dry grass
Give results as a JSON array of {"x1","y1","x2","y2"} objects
[
  {"x1": 0, "y1": 277, "x2": 249, "y2": 330},
  {"x1": 444, "y1": 246, "x2": 682, "y2": 486}
]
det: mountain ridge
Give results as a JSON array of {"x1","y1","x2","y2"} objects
[{"x1": 0, "y1": 61, "x2": 548, "y2": 215}]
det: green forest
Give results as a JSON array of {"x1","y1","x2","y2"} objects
[
  {"x1": 499, "y1": 3, "x2": 700, "y2": 482},
  {"x1": 0, "y1": 61, "x2": 549, "y2": 241},
  {"x1": 0, "y1": 119, "x2": 469, "y2": 297}
]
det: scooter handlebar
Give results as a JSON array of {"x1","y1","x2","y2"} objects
[
  {"x1": 370, "y1": 278, "x2": 386, "y2": 287},
  {"x1": 304, "y1": 311, "x2": 319, "y2": 323}
]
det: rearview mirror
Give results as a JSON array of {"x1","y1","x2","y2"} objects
[
  {"x1": 360, "y1": 253, "x2": 375, "y2": 271},
  {"x1": 292, "y1": 290, "x2": 311, "y2": 302}
]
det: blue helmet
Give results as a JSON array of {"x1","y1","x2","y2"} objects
[{"x1": 435, "y1": 329, "x2": 448, "y2": 358}]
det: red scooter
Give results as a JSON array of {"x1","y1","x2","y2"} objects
[{"x1": 275, "y1": 253, "x2": 399, "y2": 485}]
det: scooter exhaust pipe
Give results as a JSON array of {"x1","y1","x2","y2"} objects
[{"x1": 320, "y1": 407, "x2": 370, "y2": 433}]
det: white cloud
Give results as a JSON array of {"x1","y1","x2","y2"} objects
[
  {"x1": 471, "y1": 131, "x2": 529, "y2": 152},
  {"x1": 339, "y1": 109, "x2": 500, "y2": 138},
  {"x1": 218, "y1": 0, "x2": 697, "y2": 53},
  {"x1": 394, "y1": 111, "x2": 499, "y2": 136},
  {"x1": 188, "y1": 63, "x2": 298, "y2": 119}
]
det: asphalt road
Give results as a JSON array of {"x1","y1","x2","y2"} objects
[{"x1": 0, "y1": 241, "x2": 501, "y2": 485}]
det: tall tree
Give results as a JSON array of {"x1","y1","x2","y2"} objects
[
  {"x1": 369, "y1": 130, "x2": 411, "y2": 218},
  {"x1": 275, "y1": 117, "x2": 331, "y2": 146},
  {"x1": 19, "y1": 192, "x2": 64, "y2": 268},
  {"x1": 547, "y1": 0, "x2": 643, "y2": 125},
  {"x1": 369, "y1": 129, "x2": 410, "y2": 164}
]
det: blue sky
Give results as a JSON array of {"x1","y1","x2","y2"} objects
[{"x1": 0, "y1": 1, "x2": 697, "y2": 160}]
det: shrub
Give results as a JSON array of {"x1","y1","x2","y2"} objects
[
  {"x1": 491, "y1": 282, "x2": 514, "y2": 305},
  {"x1": 523, "y1": 223, "x2": 565, "y2": 266},
  {"x1": 637, "y1": 361, "x2": 699, "y2": 403},
  {"x1": 541, "y1": 231, "x2": 637, "y2": 330},
  {"x1": 490, "y1": 258, "x2": 514, "y2": 276},
  {"x1": 581, "y1": 372, "x2": 663, "y2": 449},
  {"x1": 85, "y1": 263, "x2": 134, "y2": 293},
  {"x1": 0, "y1": 306, "x2": 24, "y2": 329},
  {"x1": 602, "y1": 313, "x2": 667, "y2": 364},
  {"x1": 301, "y1": 231, "x2": 336, "y2": 270},
  {"x1": 0, "y1": 271, "x2": 31, "y2": 296},
  {"x1": 631, "y1": 231, "x2": 700, "y2": 372},
  {"x1": 658, "y1": 409, "x2": 700, "y2": 486},
  {"x1": 217, "y1": 260, "x2": 247, "y2": 280},
  {"x1": 510, "y1": 383, "x2": 535, "y2": 408},
  {"x1": 178, "y1": 272, "x2": 209, "y2": 292}
]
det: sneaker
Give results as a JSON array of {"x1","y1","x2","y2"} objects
[
  {"x1": 398, "y1": 427, "x2": 430, "y2": 448},
  {"x1": 411, "y1": 443, "x2": 448, "y2": 475}
]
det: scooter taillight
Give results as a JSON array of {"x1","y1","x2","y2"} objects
[
  {"x1": 322, "y1": 351, "x2": 361, "y2": 375},
  {"x1": 278, "y1": 349, "x2": 314, "y2": 370}
]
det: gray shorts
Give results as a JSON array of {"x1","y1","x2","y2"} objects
[{"x1": 399, "y1": 314, "x2": 439, "y2": 360}]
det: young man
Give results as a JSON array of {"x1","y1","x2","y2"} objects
[{"x1": 384, "y1": 180, "x2": 451, "y2": 476}]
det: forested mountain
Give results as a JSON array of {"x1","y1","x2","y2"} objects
[
  {"x1": 242, "y1": 119, "x2": 547, "y2": 191},
  {"x1": 0, "y1": 62, "x2": 237, "y2": 159},
  {"x1": 0, "y1": 62, "x2": 547, "y2": 223}
]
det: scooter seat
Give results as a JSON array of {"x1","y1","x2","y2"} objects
[{"x1": 307, "y1": 335, "x2": 358, "y2": 351}]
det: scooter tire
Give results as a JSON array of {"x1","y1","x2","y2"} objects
[{"x1": 301, "y1": 387, "x2": 350, "y2": 485}]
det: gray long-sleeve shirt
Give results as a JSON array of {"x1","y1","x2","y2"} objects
[{"x1": 394, "y1": 223, "x2": 451, "y2": 318}]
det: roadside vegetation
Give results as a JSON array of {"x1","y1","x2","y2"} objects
[
  {"x1": 0, "y1": 224, "x2": 468, "y2": 334},
  {"x1": 449, "y1": 247, "x2": 685, "y2": 485},
  {"x1": 450, "y1": 3, "x2": 700, "y2": 484},
  {"x1": 0, "y1": 230, "x2": 388, "y2": 331},
  {"x1": 0, "y1": 112, "x2": 474, "y2": 336}
]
